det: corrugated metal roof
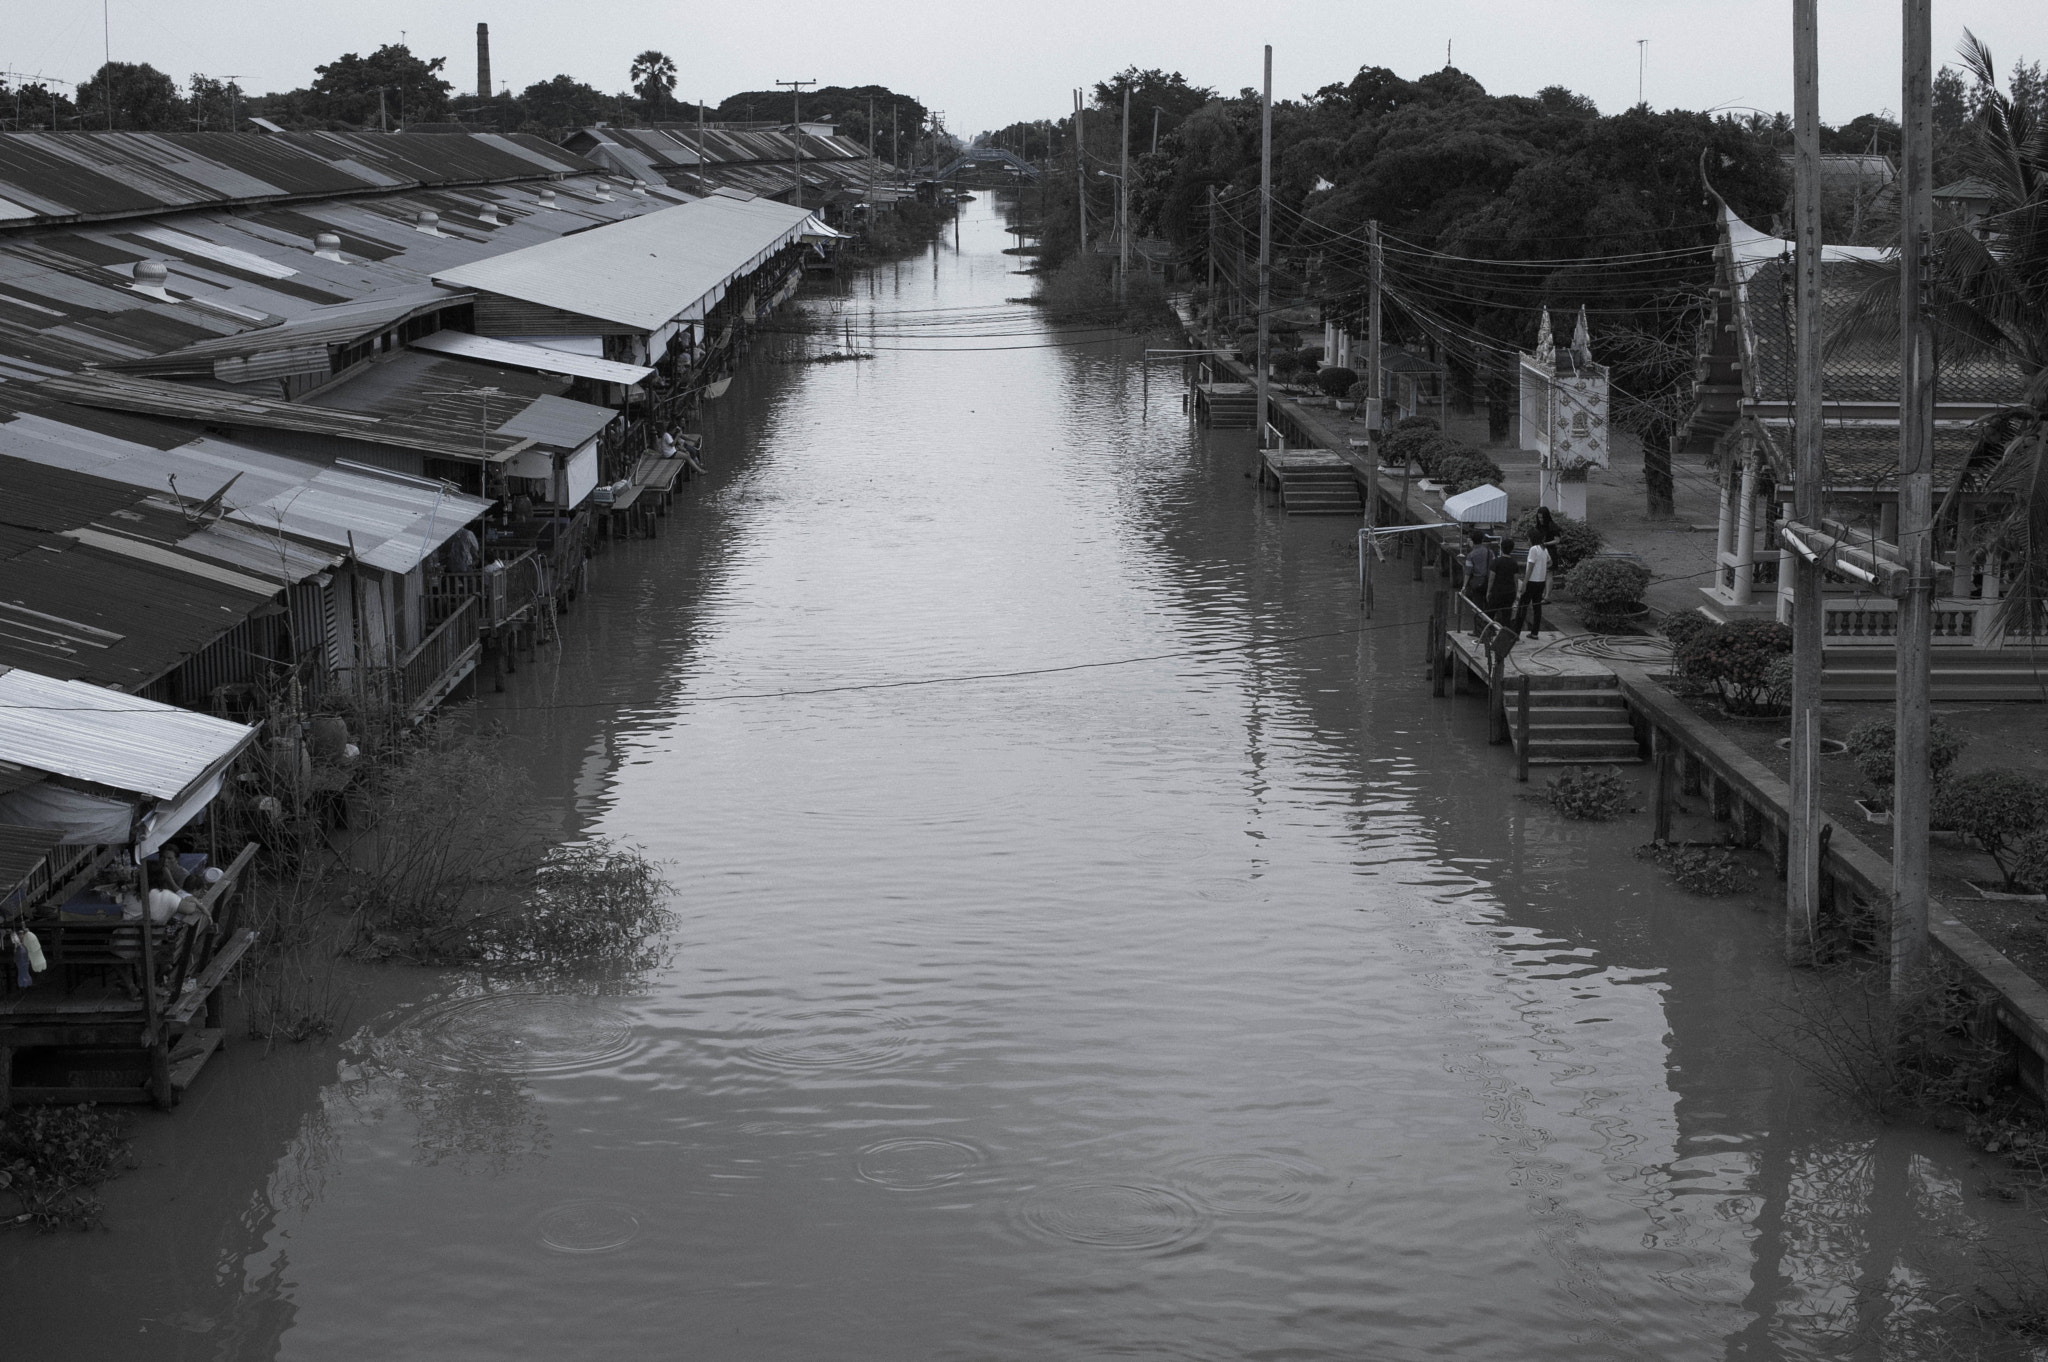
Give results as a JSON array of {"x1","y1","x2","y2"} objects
[
  {"x1": 0, "y1": 665, "x2": 257, "y2": 800},
  {"x1": 0, "y1": 412, "x2": 487, "y2": 575},
  {"x1": 106, "y1": 287, "x2": 463, "y2": 376},
  {"x1": 496, "y1": 393, "x2": 617, "y2": 449},
  {"x1": 433, "y1": 195, "x2": 815, "y2": 331},
  {"x1": 0, "y1": 130, "x2": 607, "y2": 230},
  {"x1": 408, "y1": 329, "x2": 652, "y2": 385}
]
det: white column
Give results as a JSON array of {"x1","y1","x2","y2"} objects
[
  {"x1": 1715, "y1": 469, "x2": 1736, "y2": 564},
  {"x1": 1732, "y1": 456, "x2": 1759, "y2": 605}
]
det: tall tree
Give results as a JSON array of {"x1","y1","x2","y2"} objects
[
  {"x1": 631, "y1": 51, "x2": 676, "y2": 120},
  {"x1": 311, "y1": 44, "x2": 451, "y2": 126},
  {"x1": 76, "y1": 62, "x2": 183, "y2": 131}
]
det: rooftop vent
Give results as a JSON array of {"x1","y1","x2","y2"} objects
[
  {"x1": 537, "y1": 187, "x2": 558, "y2": 209},
  {"x1": 631, "y1": 179, "x2": 649, "y2": 195},
  {"x1": 414, "y1": 209, "x2": 443, "y2": 236},
  {"x1": 477, "y1": 203, "x2": 500, "y2": 225},
  {"x1": 592, "y1": 183, "x2": 613, "y2": 202},
  {"x1": 130, "y1": 259, "x2": 174, "y2": 300},
  {"x1": 313, "y1": 232, "x2": 344, "y2": 261}
]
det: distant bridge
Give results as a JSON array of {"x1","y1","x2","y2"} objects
[{"x1": 929, "y1": 147, "x2": 1041, "y2": 182}]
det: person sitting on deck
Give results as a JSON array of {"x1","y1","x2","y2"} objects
[
  {"x1": 658, "y1": 430, "x2": 677, "y2": 459},
  {"x1": 1484, "y1": 536, "x2": 1521, "y2": 631}
]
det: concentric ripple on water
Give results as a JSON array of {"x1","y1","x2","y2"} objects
[
  {"x1": 737, "y1": 1007, "x2": 922, "y2": 1073},
  {"x1": 854, "y1": 1136, "x2": 991, "y2": 1191},
  {"x1": 535, "y1": 1200, "x2": 643, "y2": 1254},
  {"x1": 1169, "y1": 1153, "x2": 1327, "y2": 1216},
  {"x1": 373, "y1": 992, "x2": 640, "y2": 1077},
  {"x1": 1017, "y1": 1183, "x2": 1209, "y2": 1252}
]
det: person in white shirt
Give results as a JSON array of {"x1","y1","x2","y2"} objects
[{"x1": 1518, "y1": 538, "x2": 1552, "y2": 637}]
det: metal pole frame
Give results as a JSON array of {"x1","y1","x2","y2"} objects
[{"x1": 1256, "y1": 46, "x2": 1273, "y2": 449}]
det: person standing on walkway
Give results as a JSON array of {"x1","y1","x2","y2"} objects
[
  {"x1": 1518, "y1": 536, "x2": 1552, "y2": 638},
  {"x1": 1462, "y1": 530, "x2": 1494, "y2": 633},
  {"x1": 1484, "y1": 535, "x2": 1520, "y2": 632}
]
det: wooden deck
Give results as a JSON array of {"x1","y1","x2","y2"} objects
[{"x1": 1, "y1": 844, "x2": 258, "y2": 1109}]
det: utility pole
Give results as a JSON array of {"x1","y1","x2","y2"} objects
[
  {"x1": 1789, "y1": 0, "x2": 1824, "y2": 964},
  {"x1": 1151, "y1": 106, "x2": 1160, "y2": 155},
  {"x1": 1206, "y1": 183, "x2": 1217, "y2": 337},
  {"x1": 1368, "y1": 219, "x2": 1383, "y2": 457},
  {"x1": 1893, "y1": 0, "x2": 1935, "y2": 998},
  {"x1": 1256, "y1": 45, "x2": 1273, "y2": 448},
  {"x1": 696, "y1": 100, "x2": 706, "y2": 194},
  {"x1": 1120, "y1": 87, "x2": 1131, "y2": 282},
  {"x1": 1073, "y1": 89, "x2": 1087, "y2": 258},
  {"x1": 776, "y1": 78, "x2": 816, "y2": 208}
]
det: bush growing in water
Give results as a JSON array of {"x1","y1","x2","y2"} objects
[
  {"x1": 1636, "y1": 840, "x2": 1756, "y2": 896},
  {"x1": 1034, "y1": 254, "x2": 1176, "y2": 330},
  {"x1": 1542, "y1": 766, "x2": 1635, "y2": 820},
  {"x1": 0, "y1": 1105, "x2": 130, "y2": 1231},
  {"x1": 1931, "y1": 769, "x2": 2048, "y2": 889},
  {"x1": 348, "y1": 735, "x2": 676, "y2": 969}
]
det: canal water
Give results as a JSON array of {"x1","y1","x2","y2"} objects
[{"x1": 7, "y1": 197, "x2": 2039, "y2": 1360}]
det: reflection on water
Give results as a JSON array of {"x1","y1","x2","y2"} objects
[{"x1": 4, "y1": 196, "x2": 2041, "y2": 1361}]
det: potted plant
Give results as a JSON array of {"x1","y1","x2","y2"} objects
[
  {"x1": 1846, "y1": 714, "x2": 1965, "y2": 822},
  {"x1": 1931, "y1": 769, "x2": 2048, "y2": 898},
  {"x1": 1559, "y1": 557, "x2": 1651, "y2": 632},
  {"x1": 1672, "y1": 619, "x2": 1795, "y2": 718}
]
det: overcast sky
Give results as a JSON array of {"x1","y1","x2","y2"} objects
[{"x1": 8, "y1": 1, "x2": 2041, "y2": 132}]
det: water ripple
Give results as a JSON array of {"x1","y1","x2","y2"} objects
[
  {"x1": 853, "y1": 1136, "x2": 992, "y2": 1190},
  {"x1": 1016, "y1": 1182, "x2": 1209, "y2": 1253},
  {"x1": 735, "y1": 1007, "x2": 924, "y2": 1073},
  {"x1": 371, "y1": 992, "x2": 641, "y2": 1077},
  {"x1": 534, "y1": 1200, "x2": 644, "y2": 1255},
  {"x1": 1168, "y1": 1152, "x2": 1328, "y2": 1216}
]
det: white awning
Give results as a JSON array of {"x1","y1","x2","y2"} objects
[
  {"x1": 409, "y1": 329, "x2": 653, "y2": 386},
  {"x1": 1443, "y1": 483, "x2": 1509, "y2": 524}
]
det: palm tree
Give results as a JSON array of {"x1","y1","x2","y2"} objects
[
  {"x1": 630, "y1": 51, "x2": 676, "y2": 122},
  {"x1": 1835, "y1": 31, "x2": 2048, "y2": 635}
]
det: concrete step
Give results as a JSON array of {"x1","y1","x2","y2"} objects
[
  {"x1": 1521, "y1": 738, "x2": 1643, "y2": 763},
  {"x1": 1526, "y1": 718, "x2": 1637, "y2": 740}
]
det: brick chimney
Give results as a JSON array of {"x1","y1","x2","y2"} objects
[{"x1": 477, "y1": 23, "x2": 492, "y2": 99}]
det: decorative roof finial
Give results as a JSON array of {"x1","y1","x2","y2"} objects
[
  {"x1": 1571, "y1": 305, "x2": 1592, "y2": 366},
  {"x1": 1535, "y1": 308, "x2": 1555, "y2": 366}
]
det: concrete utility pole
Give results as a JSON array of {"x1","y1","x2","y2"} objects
[
  {"x1": 1256, "y1": 45, "x2": 1273, "y2": 448},
  {"x1": 696, "y1": 100, "x2": 707, "y2": 195},
  {"x1": 1893, "y1": 0, "x2": 1936, "y2": 997},
  {"x1": 1151, "y1": 106, "x2": 1161, "y2": 155},
  {"x1": 1120, "y1": 88, "x2": 1131, "y2": 280},
  {"x1": 776, "y1": 78, "x2": 816, "y2": 208},
  {"x1": 1368, "y1": 220, "x2": 1383, "y2": 455},
  {"x1": 1073, "y1": 89, "x2": 1087, "y2": 258},
  {"x1": 476, "y1": 23, "x2": 491, "y2": 100},
  {"x1": 1206, "y1": 183, "x2": 1217, "y2": 334},
  {"x1": 1788, "y1": 0, "x2": 1825, "y2": 963}
]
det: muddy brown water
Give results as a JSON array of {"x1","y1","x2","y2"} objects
[{"x1": 6, "y1": 198, "x2": 2041, "y2": 1361}]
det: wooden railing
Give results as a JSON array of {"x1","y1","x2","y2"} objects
[
  {"x1": 424, "y1": 551, "x2": 543, "y2": 632},
  {"x1": 399, "y1": 595, "x2": 479, "y2": 716}
]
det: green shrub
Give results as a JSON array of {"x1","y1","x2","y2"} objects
[
  {"x1": 1434, "y1": 448, "x2": 1504, "y2": 493},
  {"x1": 1345, "y1": 380, "x2": 1369, "y2": 401},
  {"x1": 1511, "y1": 508, "x2": 1602, "y2": 571},
  {"x1": 1637, "y1": 841, "x2": 1757, "y2": 896},
  {"x1": 2013, "y1": 827, "x2": 2048, "y2": 894},
  {"x1": 1393, "y1": 414, "x2": 1440, "y2": 433},
  {"x1": 1316, "y1": 366, "x2": 1357, "y2": 398},
  {"x1": 1385, "y1": 425, "x2": 1450, "y2": 471},
  {"x1": 1931, "y1": 769, "x2": 2048, "y2": 889},
  {"x1": 1660, "y1": 611, "x2": 1714, "y2": 652},
  {"x1": 1764, "y1": 653, "x2": 1795, "y2": 709},
  {"x1": 1560, "y1": 557, "x2": 1650, "y2": 616},
  {"x1": 1298, "y1": 344, "x2": 1324, "y2": 363},
  {"x1": 1845, "y1": 714, "x2": 1966, "y2": 797},
  {"x1": 1674, "y1": 619, "x2": 1794, "y2": 715},
  {"x1": 1544, "y1": 767, "x2": 1635, "y2": 820}
]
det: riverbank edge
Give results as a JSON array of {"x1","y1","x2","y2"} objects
[{"x1": 1193, "y1": 339, "x2": 2048, "y2": 1100}]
